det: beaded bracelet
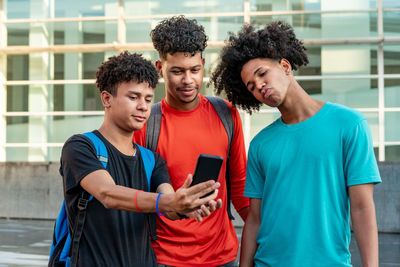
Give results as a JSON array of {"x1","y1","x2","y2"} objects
[
  {"x1": 156, "y1": 193, "x2": 165, "y2": 217},
  {"x1": 134, "y1": 190, "x2": 144, "y2": 213}
]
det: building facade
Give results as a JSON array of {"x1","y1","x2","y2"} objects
[{"x1": 0, "y1": 0, "x2": 399, "y2": 162}]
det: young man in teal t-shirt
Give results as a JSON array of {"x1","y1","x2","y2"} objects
[{"x1": 211, "y1": 21, "x2": 381, "y2": 267}]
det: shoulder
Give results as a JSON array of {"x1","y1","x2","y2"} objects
[
  {"x1": 63, "y1": 133, "x2": 94, "y2": 151},
  {"x1": 325, "y1": 102, "x2": 366, "y2": 128}
]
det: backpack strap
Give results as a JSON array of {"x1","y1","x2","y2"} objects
[
  {"x1": 205, "y1": 96, "x2": 235, "y2": 220},
  {"x1": 82, "y1": 132, "x2": 108, "y2": 168},
  {"x1": 69, "y1": 132, "x2": 107, "y2": 265},
  {"x1": 146, "y1": 102, "x2": 162, "y2": 152},
  {"x1": 137, "y1": 144, "x2": 155, "y2": 191},
  {"x1": 137, "y1": 144, "x2": 157, "y2": 241}
]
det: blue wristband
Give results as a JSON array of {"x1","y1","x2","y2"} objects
[{"x1": 156, "y1": 193, "x2": 165, "y2": 217}]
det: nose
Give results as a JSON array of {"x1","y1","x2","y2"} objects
[
  {"x1": 182, "y1": 71, "x2": 194, "y2": 85},
  {"x1": 255, "y1": 78, "x2": 265, "y2": 91},
  {"x1": 137, "y1": 98, "x2": 148, "y2": 111}
]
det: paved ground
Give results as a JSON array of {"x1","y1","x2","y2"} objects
[{"x1": 0, "y1": 219, "x2": 399, "y2": 267}]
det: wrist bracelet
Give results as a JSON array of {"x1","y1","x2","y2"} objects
[
  {"x1": 156, "y1": 193, "x2": 165, "y2": 217},
  {"x1": 134, "y1": 190, "x2": 144, "y2": 213}
]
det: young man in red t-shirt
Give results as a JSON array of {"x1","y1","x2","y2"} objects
[{"x1": 134, "y1": 16, "x2": 249, "y2": 267}]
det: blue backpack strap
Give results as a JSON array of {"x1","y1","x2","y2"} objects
[
  {"x1": 137, "y1": 144, "x2": 155, "y2": 191},
  {"x1": 82, "y1": 132, "x2": 108, "y2": 168}
]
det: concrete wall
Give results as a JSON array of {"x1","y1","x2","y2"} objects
[{"x1": 0, "y1": 162, "x2": 398, "y2": 232}]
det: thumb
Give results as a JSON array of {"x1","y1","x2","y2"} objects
[{"x1": 182, "y1": 174, "x2": 193, "y2": 188}]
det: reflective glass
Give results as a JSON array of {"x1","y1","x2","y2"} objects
[
  {"x1": 251, "y1": 12, "x2": 377, "y2": 39},
  {"x1": 250, "y1": 0, "x2": 376, "y2": 12},
  {"x1": 6, "y1": 115, "x2": 104, "y2": 144},
  {"x1": 384, "y1": 45, "x2": 400, "y2": 74},
  {"x1": 126, "y1": 16, "x2": 243, "y2": 43},
  {"x1": 384, "y1": 11, "x2": 400, "y2": 36},
  {"x1": 383, "y1": 0, "x2": 400, "y2": 9},
  {"x1": 385, "y1": 112, "x2": 400, "y2": 142},
  {"x1": 385, "y1": 145, "x2": 400, "y2": 161},
  {"x1": 385, "y1": 79, "x2": 400, "y2": 108},
  {"x1": 124, "y1": 0, "x2": 243, "y2": 16},
  {"x1": 312, "y1": 78, "x2": 378, "y2": 108},
  {"x1": 4, "y1": 0, "x2": 118, "y2": 19},
  {"x1": 7, "y1": 52, "x2": 111, "y2": 81},
  {"x1": 249, "y1": 112, "x2": 281, "y2": 139},
  {"x1": 54, "y1": 0, "x2": 118, "y2": 18},
  {"x1": 250, "y1": 0, "x2": 321, "y2": 12},
  {"x1": 6, "y1": 21, "x2": 117, "y2": 46}
]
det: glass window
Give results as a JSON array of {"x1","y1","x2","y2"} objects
[
  {"x1": 251, "y1": 12, "x2": 377, "y2": 39},
  {"x1": 312, "y1": 78, "x2": 378, "y2": 108},
  {"x1": 383, "y1": 0, "x2": 400, "y2": 9},
  {"x1": 249, "y1": 112, "x2": 281, "y2": 139},
  {"x1": 384, "y1": 11, "x2": 400, "y2": 36},
  {"x1": 385, "y1": 79, "x2": 400, "y2": 108},
  {"x1": 384, "y1": 45, "x2": 400, "y2": 74},
  {"x1": 124, "y1": 0, "x2": 243, "y2": 16},
  {"x1": 126, "y1": 16, "x2": 244, "y2": 43},
  {"x1": 385, "y1": 145, "x2": 400, "y2": 161},
  {"x1": 54, "y1": 0, "x2": 118, "y2": 18},
  {"x1": 385, "y1": 112, "x2": 400, "y2": 142},
  {"x1": 6, "y1": 21, "x2": 117, "y2": 46},
  {"x1": 250, "y1": 0, "x2": 321, "y2": 12}
]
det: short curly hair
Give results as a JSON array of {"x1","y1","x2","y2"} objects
[
  {"x1": 151, "y1": 15, "x2": 208, "y2": 60},
  {"x1": 96, "y1": 51, "x2": 158, "y2": 95},
  {"x1": 210, "y1": 21, "x2": 309, "y2": 113}
]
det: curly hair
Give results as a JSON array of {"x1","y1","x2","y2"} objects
[
  {"x1": 96, "y1": 51, "x2": 158, "y2": 95},
  {"x1": 151, "y1": 15, "x2": 208, "y2": 60},
  {"x1": 210, "y1": 21, "x2": 309, "y2": 113}
]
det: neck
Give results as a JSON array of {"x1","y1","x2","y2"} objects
[
  {"x1": 278, "y1": 82, "x2": 325, "y2": 125},
  {"x1": 98, "y1": 118, "x2": 135, "y2": 156},
  {"x1": 165, "y1": 93, "x2": 200, "y2": 111}
]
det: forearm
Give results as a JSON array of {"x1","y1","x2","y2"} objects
[
  {"x1": 240, "y1": 215, "x2": 260, "y2": 267},
  {"x1": 351, "y1": 204, "x2": 379, "y2": 267}
]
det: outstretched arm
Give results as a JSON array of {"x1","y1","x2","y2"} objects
[
  {"x1": 240, "y1": 198, "x2": 261, "y2": 267},
  {"x1": 349, "y1": 183, "x2": 379, "y2": 267},
  {"x1": 80, "y1": 170, "x2": 220, "y2": 216}
]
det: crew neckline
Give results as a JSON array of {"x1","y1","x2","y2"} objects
[
  {"x1": 276, "y1": 102, "x2": 330, "y2": 130},
  {"x1": 93, "y1": 130, "x2": 138, "y2": 159}
]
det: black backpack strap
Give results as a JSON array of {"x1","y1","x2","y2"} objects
[
  {"x1": 206, "y1": 96, "x2": 235, "y2": 220},
  {"x1": 70, "y1": 191, "x2": 91, "y2": 267},
  {"x1": 145, "y1": 102, "x2": 162, "y2": 240},
  {"x1": 146, "y1": 102, "x2": 162, "y2": 152}
]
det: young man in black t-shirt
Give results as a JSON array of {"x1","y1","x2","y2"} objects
[{"x1": 60, "y1": 52, "x2": 222, "y2": 266}]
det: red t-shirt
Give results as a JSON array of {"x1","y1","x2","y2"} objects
[{"x1": 134, "y1": 94, "x2": 249, "y2": 266}]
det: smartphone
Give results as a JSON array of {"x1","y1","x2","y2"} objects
[{"x1": 191, "y1": 154, "x2": 224, "y2": 197}]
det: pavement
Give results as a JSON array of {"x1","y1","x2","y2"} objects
[{"x1": 0, "y1": 218, "x2": 399, "y2": 267}]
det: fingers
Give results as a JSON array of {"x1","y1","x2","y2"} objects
[
  {"x1": 181, "y1": 174, "x2": 193, "y2": 189},
  {"x1": 187, "y1": 181, "x2": 221, "y2": 200}
]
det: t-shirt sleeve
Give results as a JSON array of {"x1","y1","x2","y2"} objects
[
  {"x1": 244, "y1": 141, "x2": 264, "y2": 199},
  {"x1": 344, "y1": 119, "x2": 382, "y2": 186},
  {"x1": 150, "y1": 152, "x2": 171, "y2": 193},
  {"x1": 60, "y1": 135, "x2": 105, "y2": 193},
  {"x1": 228, "y1": 106, "x2": 250, "y2": 211}
]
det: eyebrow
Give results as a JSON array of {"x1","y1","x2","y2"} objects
[
  {"x1": 170, "y1": 64, "x2": 202, "y2": 70},
  {"x1": 245, "y1": 67, "x2": 263, "y2": 88}
]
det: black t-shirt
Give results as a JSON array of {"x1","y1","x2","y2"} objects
[{"x1": 60, "y1": 130, "x2": 170, "y2": 266}]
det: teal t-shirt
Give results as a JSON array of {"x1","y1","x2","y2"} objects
[{"x1": 244, "y1": 102, "x2": 381, "y2": 267}]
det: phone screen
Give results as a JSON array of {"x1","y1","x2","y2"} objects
[{"x1": 191, "y1": 154, "x2": 223, "y2": 197}]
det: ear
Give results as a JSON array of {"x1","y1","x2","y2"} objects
[
  {"x1": 201, "y1": 57, "x2": 205, "y2": 66},
  {"x1": 101, "y1": 90, "x2": 113, "y2": 108},
  {"x1": 155, "y1": 60, "x2": 163, "y2": 77},
  {"x1": 280, "y1": 58, "x2": 292, "y2": 75}
]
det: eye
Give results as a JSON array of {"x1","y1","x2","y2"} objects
[
  {"x1": 171, "y1": 70, "x2": 182, "y2": 74},
  {"x1": 145, "y1": 98, "x2": 152, "y2": 103},
  {"x1": 259, "y1": 71, "x2": 267, "y2": 77},
  {"x1": 129, "y1": 95, "x2": 138, "y2": 100},
  {"x1": 191, "y1": 68, "x2": 200, "y2": 73}
]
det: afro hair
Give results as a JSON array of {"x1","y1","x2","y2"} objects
[{"x1": 210, "y1": 21, "x2": 309, "y2": 113}]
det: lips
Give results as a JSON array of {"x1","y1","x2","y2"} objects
[
  {"x1": 132, "y1": 115, "x2": 146, "y2": 122},
  {"x1": 261, "y1": 88, "x2": 272, "y2": 99},
  {"x1": 178, "y1": 87, "x2": 196, "y2": 97}
]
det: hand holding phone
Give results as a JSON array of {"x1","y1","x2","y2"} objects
[{"x1": 191, "y1": 154, "x2": 224, "y2": 197}]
